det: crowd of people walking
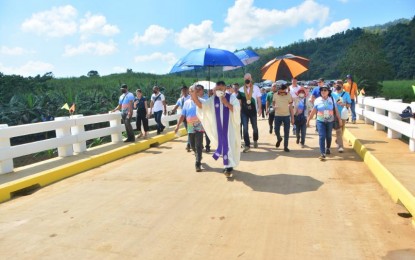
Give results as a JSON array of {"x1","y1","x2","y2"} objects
[{"x1": 114, "y1": 74, "x2": 358, "y2": 177}]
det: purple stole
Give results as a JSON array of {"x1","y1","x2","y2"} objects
[{"x1": 212, "y1": 93, "x2": 230, "y2": 165}]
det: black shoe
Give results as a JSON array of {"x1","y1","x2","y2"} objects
[
  {"x1": 205, "y1": 147, "x2": 210, "y2": 153},
  {"x1": 156, "y1": 131, "x2": 160, "y2": 135},
  {"x1": 186, "y1": 144, "x2": 191, "y2": 152},
  {"x1": 161, "y1": 125, "x2": 165, "y2": 131},
  {"x1": 124, "y1": 139, "x2": 134, "y2": 143},
  {"x1": 296, "y1": 137, "x2": 300, "y2": 144},
  {"x1": 326, "y1": 148, "x2": 331, "y2": 155},
  {"x1": 224, "y1": 167, "x2": 233, "y2": 177},
  {"x1": 276, "y1": 138, "x2": 282, "y2": 148},
  {"x1": 284, "y1": 147, "x2": 290, "y2": 152}
]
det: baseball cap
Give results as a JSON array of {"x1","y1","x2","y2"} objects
[{"x1": 120, "y1": 84, "x2": 128, "y2": 89}]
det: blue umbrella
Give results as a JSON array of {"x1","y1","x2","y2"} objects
[
  {"x1": 171, "y1": 45, "x2": 245, "y2": 90},
  {"x1": 177, "y1": 46, "x2": 245, "y2": 68},
  {"x1": 223, "y1": 49, "x2": 260, "y2": 71},
  {"x1": 169, "y1": 57, "x2": 199, "y2": 74}
]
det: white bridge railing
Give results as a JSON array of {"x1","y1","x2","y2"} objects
[
  {"x1": 0, "y1": 106, "x2": 179, "y2": 174},
  {"x1": 356, "y1": 96, "x2": 415, "y2": 152}
]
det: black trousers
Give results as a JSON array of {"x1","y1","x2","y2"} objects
[
  {"x1": 136, "y1": 112, "x2": 149, "y2": 132},
  {"x1": 122, "y1": 114, "x2": 135, "y2": 141},
  {"x1": 189, "y1": 131, "x2": 204, "y2": 166}
]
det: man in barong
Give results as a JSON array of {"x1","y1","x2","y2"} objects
[{"x1": 192, "y1": 81, "x2": 241, "y2": 177}]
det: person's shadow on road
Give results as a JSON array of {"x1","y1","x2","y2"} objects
[{"x1": 231, "y1": 170, "x2": 324, "y2": 195}]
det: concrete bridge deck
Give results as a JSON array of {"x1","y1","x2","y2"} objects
[{"x1": 0, "y1": 119, "x2": 414, "y2": 259}]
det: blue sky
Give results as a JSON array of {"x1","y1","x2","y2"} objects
[{"x1": 0, "y1": 0, "x2": 413, "y2": 78}]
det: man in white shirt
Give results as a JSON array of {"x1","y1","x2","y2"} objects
[
  {"x1": 149, "y1": 86, "x2": 167, "y2": 134},
  {"x1": 237, "y1": 73, "x2": 262, "y2": 152},
  {"x1": 289, "y1": 78, "x2": 301, "y2": 135}
]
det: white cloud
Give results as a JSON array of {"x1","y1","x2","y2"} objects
[
  {"x1": 80, "y1": 12, "x2": 120, "y2": 38},
  {"x1": 175, "y1": 0, "x2": 329, "y2": 50},
  {"x1": 134, "y1": 52, "x2": 177, "y2": 64},
  {"x1": 0, "y1": 61, "x2": 54, "y2": 76},
  {"x1": 131, "y1": 25, "x2": 173, "y2": 46},
  {"x1": 304, "y1": 19, "x2": 350, "y2": 39},
  {"x1": 0, "y1": 46, "x2": 31, "y2": 56},
  {"x1": 63, "y1": 41, "x2": 117, "y2": 56},
  {"x1": 262, "y1": 41, "x2": 274, "y2": 48},
  {"x1": 21, "y1": 5, "x2": 78, "y2": 37}
]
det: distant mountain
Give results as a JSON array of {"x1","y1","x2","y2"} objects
[
  {"x1": 218, "y1": 16, "x2": 415, "y2": 83},
  {"x1": 363, "y1": 18, "x2": 411, "y2": 33}
]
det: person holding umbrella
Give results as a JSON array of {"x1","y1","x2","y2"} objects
[
  {"x1": 192, "y1": 81, "x2": 241, "y2": 178},
  {"x1": 237, "y1": 73, "x2": 262, "y2": 152}
]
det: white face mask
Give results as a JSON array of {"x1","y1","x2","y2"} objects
[
  {"x1": 215, "y1": 90, "x2": 225, "y2": 97},
  {"x1": 298, "y1": 93, "x2": 305, "y2": 98}
]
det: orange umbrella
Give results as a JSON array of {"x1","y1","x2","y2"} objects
[{"x1": 261, "y1": 54, "x2": 309, "y2": 81}]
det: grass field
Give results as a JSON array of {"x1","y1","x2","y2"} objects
[{"x1": 381, "y1": 80, "x2": 415, "y2": 102}]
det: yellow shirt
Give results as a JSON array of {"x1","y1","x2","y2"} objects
[
  {"x1": 343, "y1": 82, "x2": 358, "y2": 99},
  {"x1": 273, "y1": 93, "x2": 293, "y2": 116}
]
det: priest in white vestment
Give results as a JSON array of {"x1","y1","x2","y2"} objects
[{"x1": 192, "y1": 81, "x2": 241, "y2": 177}]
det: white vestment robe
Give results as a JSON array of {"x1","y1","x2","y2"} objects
[{"x1": 197, "y1": 95, "x2": 241, "y2": 168}]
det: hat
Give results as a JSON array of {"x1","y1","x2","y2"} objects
[
  {"x1": 399, "y1": 106, "x2": 413, "y2": 119},
  {"x1": 336, "y1": 80, "x2": 343, "y2": 85},
  {"x1": 180, "y1": 85, "x2": 188, "y2": 90},
  {"x1": 346, "y1": 74, "x2": 352, "y2": 79},
  {"x1": 277, "y1": 84, "x2": 288, "y2": 91},
  {"x1": 319, "y1": 85, "x2": 331, "y2": 94},
  {"x1": 120, "y1": 84, "x2": 128, "y2": 89},
  {"x1": 296, "y1": 87, "x2": 306, "y2": 96}
]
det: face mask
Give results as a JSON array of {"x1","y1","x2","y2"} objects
[
  {"x1": 298, "y1": 93, "x2": 305, "y2": 98},
  {"x1": 336, "y1": 86, "x2": 342, "y2": 91},
  {"x1": 121, "y1": 89, "x2": 127, "y2": 93},
  {"x1": 216, "y1": 90, "x2": 225, "y2": 97},
  {"x1": 245, "y1": 79, "x2": 250, "y2": 84}
]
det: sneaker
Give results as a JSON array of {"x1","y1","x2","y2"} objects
[
  {"x1": 326, "y1": 148, "x2": 331, "y2": 155},
  {"x1": 296, "y1": 137, "x2": 300, "y2": 144},
  {"x1": 196, "y1": 166, "x2": 202, "y2": 172},
  {"x1": 186, "y1": 144, "x2": 191, "y2": 152},
  {"x1": 301, "y1": 143, "x2": 305, "y2": 148},
  {"x1": 253, "y1": 141, "x2": 258, "y2": 148},
  {"x1": 243, "y1": 146, "x2": 250, "y2": 153},
  {"x1": 338, "y1": 147, "x2": 344, "y2": 153},
  {"x1": 352, "y1": 120, "x2": 356, "y2": 124},
  {"x1": 319, "y1": 154, "x2": 326, "y2": 160},
  {"x1": 284, "y1": 147, "x2": 290, "y2": 152},
  {"x1": 276, "y1": 138, "x2": 282, "y2": 148}
]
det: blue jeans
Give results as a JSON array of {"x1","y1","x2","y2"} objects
[
  {"x1": 241, "y1": 112, "x2": 258, "y2": 148},
  {"x1": 316, "y1": 121, "x2": 333, "y2": 154},
  {"x1": 154, "y1": 111, "x2": 164, "y2": 133},
  {"x1": 296, "y1": 121, "x2": 307, "y2": 145},
  {"x1": 274, "y1": 116, "x2": 290, "y2": 148},
  {"x1": 350, "y1": 99, "x2": 356, "y2": 121}
]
